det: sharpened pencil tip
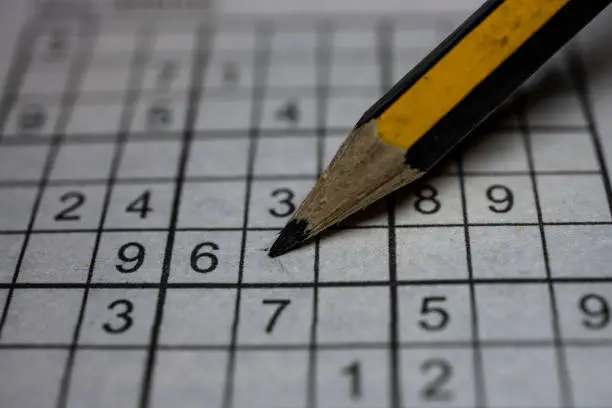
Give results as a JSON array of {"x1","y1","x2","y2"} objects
[{"x1": 268, "y1": 219, "x2": 310, "y2": 258}]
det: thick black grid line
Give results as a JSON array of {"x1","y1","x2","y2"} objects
[
  {"x1": 458, "y1": 150, "x2": 487, "y2": 407},
  {"x1": 0, "y1": 16, "x2": 97, "y2": 336},
  {"x1": 378, "y1": 18, "x2": 403, "y2": 408},
  {"x1": 306, "y1": 19, "x2": 331, "y2": 408},
  {"x1": 55, "y1": 26, "x2": 155, "y2": 408},
  {"x1": 221, "y1": 23, "x2": 272, "y2": 408},
  {"x1": 517, "y1": 94, "x2": 574, "y2": 407},
  {"x1": 138, "y1": 23, "x2": 211, "y2": 408}
]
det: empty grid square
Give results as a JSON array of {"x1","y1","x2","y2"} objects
[
  {"x1": 531, "y1": 131, "x2": 599, "y2": 171},
  {"x1": 393, "y1": 49, "x2": 431, "y2": 83},
  {"x1": 154, "y1": 32, "x2": 196, "y2": 52},
  {"x1": 399, "y1": 286, "x2": 472, "y2": 343},
  {"x1": 80, "y1": 67, "x2": 131, "y2": 93},
  {"x1": 79, "y1": 289, "x2": 157, "y2": 345},
  {"x1": 546, "y1": 225, "x2": 612, "y2": 278},
  {"x1": 243, "y1": 230, "x2": 314, "y2": 283},
  {"x1": 160, "y1": 288, "x2": 235, "y2": 345},
  {"x1": 50, "y1": 143, "x2": 115, "y2": 180},
  {"x1": 195, "y1": 97, "x2": 252, "y2": 131},
  {"x1": 0, "y1": 187, "x2": 37, "y2": 230},
  {"x1": 332, "y1": 29, "x2": 376, "y2": 50},
  {"x1": 18, "y1": 232, "x2": 95, "y2": 283},
  {"x1": 237, "y1": 288, "x2": 312, "y2": 344},
  {"x1": 117, "y1": 141, "x2": 181, "y2": 179},
  {"x1": 396, "y1": 228, "x2": 467, "y2": 281},
  {"x1": 35, "y1": 186, "x2": 106, "y2": 230},
  {"x1": 464, "y1": 176, "x2": 537, "y2": 223},
  {"x1": 537, "y1": 175, "x2": 611, "y2": 222},
  {"x1": 566, "y1": 348, "x2": 612, "y2": 407},
  {"x1": 330, "y1": 54, "x2": 379, "y2": 89},
  {"x1": 187, "y1": 138, "x2": 249, "y2": 177},
  {"x1": 1, "y1": 289, "x2": 81, "y2": 344},
  {"x1": 316, "y1": 350, "x2": 388, "y2": 408},
  {"x1": 476, "y1": 284, "x2": 553, "y2": 341},
  {"x1": 152, "y1": 351, "x2": 227, "y2": 408},
  {"x1": 266, "y1": 62, "x2": 316, "y2": 89},
  {"x1": 0, "y1": 350, "x2": 67, "y2": 408},
  {"x1": 213, "y1": 31, "x2": 256, "y2": 52},
  {"x1": 22, "y1": 70, "x2": 70, "y2": 94},
  {"x1": 0, "y1": 235, "x2": 23, "y2": 283},
  {"x1": 67, "y1": 351, "x2": 145, "y2": 408},
  {"x1": 179, "y1": 181, "x2": 245, "y2": 228},
  {"x1": 93, "y1": 232, "x2": 166, "y2": 283},
  {"x1": 482, "y1": 348, "x2": 560, "y2": 408},
  {"x1": 105, "y1": 184, "x2": 174, "y2": 228},
  {"x1": 318, "y1": 228, "x2": 388, "y2": 282},
  {"x1": 66, "y1": 104, "x2": 123, "y2": 135},
  {"x1": 233, "y1": 351, "x2": 307, "y2": 408},
  {"x1": 470, "y1": 226, "x2": 546, "y2": 279},
  {"x1": 0, "y1": 145, "x2": 49, "y2": 181},
  {"x1": 462, "y1": 130, "x2": 529, "y2": 173},
  {"x1": 260, "y1": 97, "x2": 317, "y2": 130},
  {"x1": 170, "y1": 231, "x2": 241, "y2": 283},
  {"x1": 327, "y1": 95, "x2": 372, "y2": 129},
  {"x1": 556, "y1": 283, "x2": 612, "y2": 340},
  {"x1": 130, "y1": 98, "x2": 188, "y2": 133},
  {"x1": 317, "y1": 287, "x2": 388, "y2": 343},
  {"x1": 395, "y1": 177, "x2": 463, "y2": 225},
  {"x1": 271, "y1": 30, "x2": 316, "y2": 53},
  {"x1": 394, "y1": 28, "x2": 439, "y2": 48},
  {"x1": 248, "y1": 180, "x2": 313, "y2": 228},
  {"x1": 402, "y1": 349, "x2": 475, "y2": 408},
  {"x1": 253, "y1": 137, "x2": 317, "y2": 176}
]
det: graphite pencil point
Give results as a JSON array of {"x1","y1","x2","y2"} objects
[{"x1": 268, "y1": 219, "x2": 309, "y2": 258}]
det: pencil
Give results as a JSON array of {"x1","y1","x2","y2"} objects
[{"x1": 268, "y1": 0, "x2": 612, "y2": 257}]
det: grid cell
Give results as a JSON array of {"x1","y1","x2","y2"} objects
[
  {"x1": 0, "y1": 235, "x2": 24, "y2": 283},
  {"x1": 476, "y1": 284, "x2": 553, "y2": 341},
  {"x1": 50, "y1": 143, "x2": 115, "y2": 180},
  {"x1": 1, "y1": 288, "x2": 81, "y2": 344},
  {"x1": 462, "y1": 130, "x2": 528, "y2": 173},
  {"x1": 327, "y1": 95, "x2": 372, "y2": 129},
  {"x1": 317, "y1": 287, "x2": 388, "y2": 343},
  {"x1": 65, "y1": 104, "x2": 123, "y2": 135},
  {"x1": 142, "y1": 56, "x2": 193, "y2": 91},
  {"x1": 402, "y1": 349, "x2": 475, "y2": 408},
  {"x1": 80, "y1": 67, "x2": 131, "y2": 93},
  {"x1": 35, "y1": 186, "x2": 106, "y2": 230},
  {"x1": 233, "y1": 351, "x2": 307, "y2": 408},
  {"x1": 213, "y1": 31, "x2": 256, "y2": 52},
  {"x1": 105, "y1": 184, "x2": 174, "y2": 228},
  {"x1": 248, "y1": 180, "x2": 313, "y2": 228},
  {"x1": 271, "y1": 30, "x2": 317, "y2": 54},
  {"x1": 204, "y1": 52, "x2": 254, "y2": 90},
  {"x1": 393, "y1": 49, "x2": 430, "y2": 83},
  {"x1": 318, "y1": 228, "x2": 388, "y2": 282},
  {"x1": 4, "y1": 99, "x2": 60, "y2": 137},
  {"x1": 154, "y1": 32, "x2": 196, "y2": 52},
  {"x1": 22, "y1": 70, "x2": 70, "y2": 94},
  {"x1": 79, "y1": 289, "x2": 157, "y2": 345},
  {"x1": 186, "y1": 139, "x2": 249, "y2": 177},
  {"x1": 396, "y1": 227, "x2": 467, "y2": 281},
  {"x1": 399, "y1": 286, "x2": 472, "y2": 343},
  {"x1": 94, "y1": 32, "x2": 137, "y2": 54},
  {"x1": 267, "y1": 62, "x2": 316, "y2": 89},
  {"x1": 332, "y1": 29, "x2": 376, "y2": 51},
  {"x1": 178, "y1": 181, "x2": 245, "y2": 228},
  {"x1": 546, "y1": 225, "x2": 612, "y2": 278},
  {"x1": 566, "y1": 348, "x2": 612, "y2": 407},
  {"x1": 254, "y1": 137, "x2": 317, "y2": 176},
  {"x1": 170, "y1": 231, "x2": 241, "y2": 283},
  {"x1": 31, "y1": 24, "x2": 79, "y2": 65},
  {"x1": 152, "y1": 351, "x2": 227, "y2": 408},
  {"x1": 92, "y1": 232, "x2": 166, "y2": 283},
  {"x1": 237, "y1": 288, "x2": 312, "y2": 345},
  {"x1": 243, "y1": 230, "x2": 314, "y2": 283},
  {"x1": 67, "y1": 350, "x2": 145, "y2": 408},
  {"x1": 482, "y1": 348, "x2": 561, "y2": 408},
  {"x1": 195, "y1": 97, "x2": 252, "y2": 131},
  {"x1": 531, "y1": 130, "x2": 599, "y2": 171},
  {"x1": 130, "y1": 98, "x2": 188, "y2": 133},
  {"x1": 470, "y1": 226, "x2": 546, "y2": 279},
  {"x1": 464, "y1": 176, "x2": 537, "y2": 223},
  {"x1": 0, "y1": 187, "x2": 37, "y2": 230},
  {"x1": 394, "y1": 28, "x2": 439, "y2": 48},
  {"x1": 117, "y1": 141, "x2": 181, "y2": 179},
  {"x1": 555, "y1": 283, "x2": 612, "y2": 340},
  {"x1": 316, "y1": 350, "x2": 389, "y2": 408},
  {"x1": 537, "y1": 175, "x2": 611, "y2": 222},
  {"x1": 160, "y1": 288, "x2": 235, "y2": 345},
  {"x1": 331, "y1": 54, "x2": 379, "y2": 90},
  {"x1": 19, "y1": 232, "x2": 95, "y2": 283},
  {"x1": 260, "y1": 96, "x2": 317, "y2": 130},
  {"x1": 0, "y1": 350, "x2": 67, "y2": 408},
  {"x1": 395, "y1": 176, "x2": 463, "y2": 225},
  {"x1": 0, "y1": 145, "x2": 49, "y2": 181}
]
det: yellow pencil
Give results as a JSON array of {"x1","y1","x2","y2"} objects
[{"x1": 269, "y1": 0, "x2": 612, "y2": 257}]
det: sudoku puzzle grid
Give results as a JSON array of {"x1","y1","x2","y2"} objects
[{"x1": 0, "y1": 9, "x2": 611, "y2": 408}]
